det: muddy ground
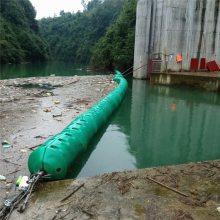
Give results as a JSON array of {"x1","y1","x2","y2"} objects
[
  {"x1": 0, "y1": 75, "x2": 116, "y2": 203},
  {"x1": 9, "y1": 161, "x2": 220, "y2": 220}
]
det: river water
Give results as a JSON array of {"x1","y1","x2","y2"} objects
[
  {"x1": 76, "y1": 78, "x2": 220, "y2": 177},
  {"x1": 0, "y1": 62, "x2": 108, "y2": 79},
  {"x1": 1, "y1": 62, "x2": 220, "y2": 178}
]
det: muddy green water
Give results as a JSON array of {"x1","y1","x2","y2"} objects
[
  {"x1": 0, "y1": 62, "x2": 108, "y2": 79},
  {"x1": 76, "y1": 78, "x2": 220, "y2": 177},
  {"x1": 1, "y1": 63, "x2": 220, "y2": 178}
]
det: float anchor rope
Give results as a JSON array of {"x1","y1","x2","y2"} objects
[
  {"x1": 121, "y1": 63, "x2": 148, "y2": 77},
  {"x1": 0, "y1": 171, "x2": 43, "y2": 220},
  {"x1": 0, "y1": 70, "x2": 128, "y2": 218}
]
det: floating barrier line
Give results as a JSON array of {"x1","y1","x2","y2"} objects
[{"x1": 28, "y1": 70, "x2": 128, "y2": 180}]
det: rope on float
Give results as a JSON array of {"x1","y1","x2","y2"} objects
[{"x1": 0, "y1": 171, "x2": 44, "y2": 220}]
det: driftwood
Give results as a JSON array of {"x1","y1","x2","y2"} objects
[
  {"x1": 0, "y1": 159, "x2": 21, "y2": 166},
  {"x1": 29, "y1": 144, "x2": 41, "y2": 151},
  {"x1": 6, "y1": 169, "x2": 21, "y2": 175},
  {"x1": 81, "y1": 208, "x2": 94, "y2": 217},
  {"x1": 60, "y1": 183, "x2": 85, "y2": 202},
  {"x1": 59, "y1": 211, "x2": 70, "y2": 219},
  {"x1": 145, "y1": 176, "x2": 189, "y2": 197},
  {"x1": 67, "y1": 79, "x2": 79, "y2": 85},
  {"x1": 51, "y1": 215, "x2": 57, "y2": 220},
  {"x1": 29, "y1": 135, "x2": 54, "y2": 150}
]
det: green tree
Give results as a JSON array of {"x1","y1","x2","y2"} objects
[
  {"x1": 0, "y1": 0, "x2": 48, "y2": 63},
  {"x1": 91, "y1": 0, "x2": 137, "y2": 70},
  {"x1": 39, "y1": 0, "x2": 126, "y2": 64}
]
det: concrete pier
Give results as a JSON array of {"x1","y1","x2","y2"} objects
[
  {"x1": 133, "y1": 0, "x2": 220, "y2": 79},
  {"x1": 150, "y1": 71, "x2": 220, "y2": 91}
]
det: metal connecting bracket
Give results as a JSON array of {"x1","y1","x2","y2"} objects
[{"x1": 0, "y1": 171, "x2": 44, "y2": 220}]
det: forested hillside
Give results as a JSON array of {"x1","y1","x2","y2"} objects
[
  {"x1": 0, "y1": 0, "x2": 137, "y2": 69},
  {"x1": 39, "y1": 0, "x2": 128, "y2": 64},
  {"x1": 91, "y1": 0, "x2": 137, "y2": 70},
  {"x1": 0, "y1": 0, "x2": 48, "y2": 64}
]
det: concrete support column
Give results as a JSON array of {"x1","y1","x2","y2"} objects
[
  {"x1": 133, "y1": 0, "x2": 220, "y2": 78},
  {"x1": 133, "y1": 0, "x2": 153, "y2": 79}
]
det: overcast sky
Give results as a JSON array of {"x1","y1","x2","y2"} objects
[{"x1": 30, "y1": 0, "x2": 90, "y2": 19}]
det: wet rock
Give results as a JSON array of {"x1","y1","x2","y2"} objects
[
  {"x1": 46, "y1": 92, "x2": 52, "y2": 96},
  {"x1": 54, "y1": 100, "x2": 60, "y2": 104},
  {"x1": 43, "y1": 108, "x2": 51, "y2": 112},
  {"x1": 25, "y1": 97, "x2": 36, "y2": 101},
  {"x1": 2, "y1": 140, "x2": 9, "y2": 145},
  {"x1": 1, "y1": 140, "x2": 13, "y2": 149},
  {"x1": 53, "y1": 112, "x2": 62, "y2": 118},
  {"x1": 54, "y1": 118, "x2": 62, "y2": 122}
]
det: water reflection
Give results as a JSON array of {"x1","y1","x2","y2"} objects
[
  {"x1": 73, "y1": 85, "x2": 135, "y2": 177},
  {"x1": 76, "y1": 123, "x2": 136, "y2": 177},
  {"x1": 67, "y1": 123, "x2": 110, "y2": 178},
  {"x1": 130, "y1": 80, "x2": 220, "y2": 168},
  {"x1": 71, "y1": 77, "x2": 220, "y2": 177},
  {"x1": 0, "y1": 62, "x2": 107, "y2": 79}
]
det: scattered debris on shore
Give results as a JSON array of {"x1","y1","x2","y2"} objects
[
  {"x1": 9, "y1": 160, "x2": 220, "y2": 220},
  {"x1": 0, "y1": 75, "x2": 116, "y2": 203}
]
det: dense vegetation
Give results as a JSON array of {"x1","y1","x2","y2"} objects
[
  {"x1": 0, "y1": 0, "x2": 137, "y2": 70},
  {"x1": 91, "y1": 0, "x2": 137, "y2": 70},
  {"x1": 0, "y1": 0, "x2": 48, "y2": 63},
  {"x1": 39, "y1": 0, "x2": 128, "y2": 65}
]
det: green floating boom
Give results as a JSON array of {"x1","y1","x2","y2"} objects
[{"x1": 28, "y1": 70, "x2": 127, "y2": 180}]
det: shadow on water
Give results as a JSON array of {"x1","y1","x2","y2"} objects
[
  {"x1": 66, "y1": 98, "x2": 128, "y2": 179},
  {"x1": 68, "y1": 76, "x2": 135, "y2": 178},
  {"x1": 66, "y1": 123, "x2": 110, "y2": 179}
]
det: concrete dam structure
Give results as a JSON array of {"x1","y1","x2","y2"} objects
[{"x1": 133, "y1": 0, "x2": 220, "y2": 79}]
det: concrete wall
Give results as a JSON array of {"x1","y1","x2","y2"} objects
[
  {"x1": 150, "y1": 73, "x2": 220, "y2": 91},
  {"x1": 133, "y1": 0, "x2": 220, "y2": 79}
]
